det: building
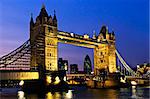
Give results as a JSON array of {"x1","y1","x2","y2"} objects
[
  {"x1": 136, "y1": 63, "x2": 150, "y2": 77},
  {"x1": 94, "y1": 26, "x2": 116, "y2": 74},
  {"x1": 28, "y1": 5, "x2": 117, "y2": 76},
  {"x1": 58, "y1": 58, "x2": 68, "y2": 71},
  {"x1": 30, "y1": 5, "x2": 58, "y2": 71},
  {"x1": 70, "y1": 64, "x2": 78, "y2": 74},
  {"x1": 84, "y1": 55, "x2": 92, "y2": 74}
]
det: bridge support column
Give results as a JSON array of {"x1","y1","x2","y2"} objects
[
  {"x1": 30, "y1": 6, "x2": 58, "y2": 72},
  {"x1": 94, "y1": 44, "x2": 109, "y2": 75},
  {"x1": 94, "y1": 43, "x2": 117, "y2": 75},
  {"x1": 108, "y1": 43, "x2": 117, "y2": 73}
]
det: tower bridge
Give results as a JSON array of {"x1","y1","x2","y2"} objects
[
  {"x1": 0, "y1": 5, "x2": 136, "y2": 84},
  {"x1": 29, "y1": 5, "x2": 116, "y2": 74}
]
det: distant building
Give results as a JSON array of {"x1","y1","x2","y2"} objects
[
  {"x1": 70, "y1": 64, "x2": 78, "y2": 74},
  {"x1": 58, "y1": 58, "x2": 68, "y2": 71},
  {"x1": 84, "y1": 55, "x2": 92, "y2": 74},
  {"x1": 136, "y1": 63, "x2": 150, "y2": 78}
]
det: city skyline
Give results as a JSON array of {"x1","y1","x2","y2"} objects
[{"x1": 0, "y1": 0, "x2": 149, "y2": 70}]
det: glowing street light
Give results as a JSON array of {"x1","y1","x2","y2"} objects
[
  {"x1": 131, "y1": 81, "x2": 137, "y2": 86},
  {"x1": 19, "y1": 80, "x2": 24, "y2": 86}
]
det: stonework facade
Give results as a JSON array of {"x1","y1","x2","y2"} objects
[
  {"x1": 94, "y1": 26, "x2": 116, "y2": 74},
  {"x1": 30, "y1": 5, "x2": 58, "y2": 71}
]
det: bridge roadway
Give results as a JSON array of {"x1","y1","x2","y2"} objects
[{"x1": 58, "y1": 31, "x2": 106, "y2": 48}]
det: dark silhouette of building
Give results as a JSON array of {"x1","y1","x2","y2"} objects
[
  {"x1": 70, "y1": 64, "x2": 78, "y2": 74},
  {"x1": 84, "y1": 55, "x2": 92, "y2": 74},
  {"x1": 58, "y1": 58, "x2": 68, "y2": 71}
]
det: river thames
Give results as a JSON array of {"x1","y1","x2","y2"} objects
[{"x1": 0, "y1": 86, "x2": 149, "y2": 99}]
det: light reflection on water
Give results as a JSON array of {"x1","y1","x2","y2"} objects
[
  {"x1": 18, "y1": 91, "x2": 25, "y2": 99},
  {"x1": 0, "y1": 86, "x2": 149, "y2": 99},
  {"x1": 45, "y1": 90, "x2": 73, "y2": 99},
  {"x1": 131, "y1": 86, "x2": 136, "y2": 98}
]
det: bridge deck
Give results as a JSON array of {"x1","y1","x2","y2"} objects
[{"x1": 58, "y1": 31, "x2": 107, "y2": 48}]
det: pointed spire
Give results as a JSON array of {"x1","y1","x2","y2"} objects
[
  {"x1": 39, "y1": 4, "x2": 48, "y2": 17},
  {"x1": 92, "y1": 30, "x2": 96, "y2": 39},
  {"x1": 48, "y1": 15, "x2": 53, "y2": 25},
  {"x1": 54, "y1": 10, "x2": 56, "y2": 14},
  {"x1": 37, "y1": 4, "x2": 48, "y2": 24},
  {"x1": 30, "y1": 13, "x2": 34, "y2": 25},
  {"x1": 30, "y1": 13, "x2": 34, "y2": 30},
  {"x1": 30, "y1": 13, "x2": 33, "y2": 21},
  {"x1": 100, "y1": 25, "x2": 107, "y2": 39},
  {"x1": 42, "y1": 3, "x2": 45, "y2": 9},
  {"x1": 53, "y1": 10, "x2": 57, "y2": 20},
  {"x1": 100, "y1": 25, "x2": 107, "y2": 33},
  {"x1": 53, "y1": 10, "x2": 57, "y2": 27}
]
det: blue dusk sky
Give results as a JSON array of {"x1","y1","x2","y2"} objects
[{"x1": 0, "y1": 0, "x2": 149, "y2": 70}]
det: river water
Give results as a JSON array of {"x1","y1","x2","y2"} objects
[{"x1": 0, "y1": 86, "x2": 149, "y2": 99}]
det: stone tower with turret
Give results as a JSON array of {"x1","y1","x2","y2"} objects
[
  {"x1": 30, "y1": 5, "x2": 58, "y2": 71},
  {"x1": 94, "y1": 26, "x2": 116, "y2": 74}
]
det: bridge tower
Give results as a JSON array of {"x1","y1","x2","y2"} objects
[
  {"x1": 94, "y1": 26, "x2": 116, "y2": 74},
  {"x1": 30, "y1": 5, "x2": 58, "y2": 72}
]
